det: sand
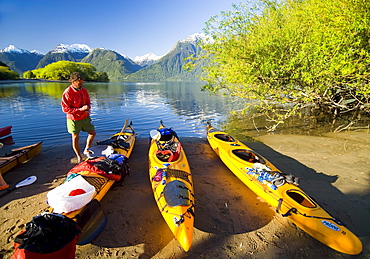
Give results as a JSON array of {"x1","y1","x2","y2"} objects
[{"x1": 0, "y1": 132, "x2": 369, "y2": 258}]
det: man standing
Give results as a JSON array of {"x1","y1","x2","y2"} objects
[{"x1": 62, "y1": 72, "x2": 96, "y2": 163}]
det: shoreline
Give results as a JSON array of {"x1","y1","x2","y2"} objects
[
  {"x1": 0, "y1": 79, "x2": 67, "y2": 84},
  {"x1": 0, "y1": 133, "x2": 369, "y2": 258}
]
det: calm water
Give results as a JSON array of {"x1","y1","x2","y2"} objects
[{"x1": 0, "y1": 81, "x2": 242, "y2": 151}]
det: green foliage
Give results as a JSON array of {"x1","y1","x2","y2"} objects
[
  {"x1": 0, "y1": 66, "x2": 19, "y2": 80},
  {"x1": 197, "y1": 0, "x2": 370, "y2": 129},
  {"x1": 23, "y1": 61, "x2": 109, "y2": 82}
]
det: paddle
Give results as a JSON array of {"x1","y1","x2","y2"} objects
[
  {"x1": 0, "y1": 175, "x2": 37, "y2": 198},
  {"x1": 120, "y1": 118, "x2": 129, "y2": 133}
]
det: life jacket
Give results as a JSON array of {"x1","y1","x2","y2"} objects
[{"x1": 11, "y1": 213, "x2": 80, "y2": 259}]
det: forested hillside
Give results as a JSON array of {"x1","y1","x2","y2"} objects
[
  {"x1": 127, "y1": 35, "x2": 205, "y2": 81},
  {"x1": 81, "y1": 48, "x2": 142, "y2": 80}
]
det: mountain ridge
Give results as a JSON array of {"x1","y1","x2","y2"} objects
[{"x1": 0, "y1": 33, "x2": 206, "y2": 81}]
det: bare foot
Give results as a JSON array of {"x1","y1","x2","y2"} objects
[
  {"x1": 70, "y1": 156, "x2": 83, "y2": 164},
  {"x1": 77, "y1": 155, "x2": 83, "y2": 163}
]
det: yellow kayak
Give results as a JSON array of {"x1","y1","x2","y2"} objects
[
  {"x1": 148, "y1": 121, "x2": 195, "y2": 252},
  {"x1": 48, "y1": 120, "x2": 136, "y2": 244},
  {"x1": 206, "y1": 122, "x2": 362, "y2": 255}
]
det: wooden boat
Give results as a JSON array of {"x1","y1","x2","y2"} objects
[
  {"x1": 206, "y1": 122, "x2": 362, "y2": 255},
  {"x1": 0, "y1": 126, "x2": 11, "y2": 138},
  {"x1": 47, "y1": 120, "x2": 136, "y2": 245},
  {"x1": 0, "y1": 141, "x2": 42, "y2": 180},
  {"x1": 148, "y1": 121, "x2": 195, "y2": 252}
]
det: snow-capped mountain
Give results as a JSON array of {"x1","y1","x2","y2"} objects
[
  {"x1": 0, "y1": 45, "x2": 44, "y2": 74},
  {"x1": 179, "y1": 32, "x2": 206, "y2": 44},
  {"x1": 51, "y1": 44, "x2": 92, "y2": 53},
  {"x1": 1, "y1": 45, "x2": 30, "y2": 54},
  {"x1": 133, "y1": 53, "x2": 162, "y2": 67},
  {"x1": 0, "y1": 45, "x2": 44, "y2": 55},
  {"x1": 0, "y1": 33, "x2": 205, "y2": 80}
]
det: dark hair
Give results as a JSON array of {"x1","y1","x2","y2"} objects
[{"x1": 69, "y1": 72, "x2": 84, "y2": 82}]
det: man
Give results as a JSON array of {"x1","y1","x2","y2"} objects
[{"x1": 62, "y1": 72, "x2": 96, "y2": 163}]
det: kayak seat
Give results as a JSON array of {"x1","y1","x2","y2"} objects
[
  {"x1": 232, "y1": 149, "x2": 266, "y2": 164},
  {"x1": 156, "y1": 142, "x2": 181, "y2": 162},
  {"x1": 164, "y1": 180, "x2": 191, "y2": 207},
  {"x1": 215, "y1": 134, "x2": 235, "y2": 142},
  {"x1": 156, "y1": 150, "x2": 174, "y2": 162}
]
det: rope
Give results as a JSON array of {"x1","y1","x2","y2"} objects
[{"x1": 282, "y1": 207, "x2": 345, "y2": 226}]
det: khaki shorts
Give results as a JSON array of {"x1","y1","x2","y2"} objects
[{"x1": 67, "y1": 117, "x2": 95, "y2": 134}]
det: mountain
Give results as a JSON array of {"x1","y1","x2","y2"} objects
[
  {"x1": 36, "y1": 44, "x2": 91, "y2": 69},
  {"x1": 0, "y1": 33, "x2": 206, "y2": 81},
  {"x1": 133, "y1": 53, "x2": 162, "y2": 67},
  {"x1": 81, "y1": 48, "x2": 142, "y2": 80},
  {"x1": 126, "y1": 33, "x2": 206, "y2": 81},
  {"x1": 0, "y1": 45, "x2": 44, "y2": 74}
]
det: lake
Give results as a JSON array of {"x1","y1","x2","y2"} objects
[{"x1": 0, "y1": 81, "x2": 242, "y2": 151}]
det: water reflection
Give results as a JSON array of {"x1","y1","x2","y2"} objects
[{"x1": 0, "y1": 81, "x2": 242, "y2": 148}]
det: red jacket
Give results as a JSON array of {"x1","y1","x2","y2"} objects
[{"x1": 61, "y1": 85, "x2": 91, "y2": 121}]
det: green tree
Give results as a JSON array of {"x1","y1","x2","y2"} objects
[
  {"x1": 23, "y1": 70, "x2": 35, "y2": 79},
  {"x1": 196, "y1": 0, "x2": 370, "y2": 130},
  {"x1": 23, "y1": 61, "x2": 109, "y2": 82},
  {"x1": 0, "y1": 66, "x2": 19, "y2": 80}
]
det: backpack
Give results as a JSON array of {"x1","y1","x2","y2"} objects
[{"x1": 11, "y1": 213, "x2": 81, "y2": 259}]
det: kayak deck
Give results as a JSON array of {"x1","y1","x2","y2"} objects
[
  {"x1": 206, "y1": 123, "x2": 362, "y2": 255},
  {"x1": 148, "y1": 122, "x2": 195, "y2": 252},
  {"x1": 48, "y1": 122, "x2": 136, "y2": 244}
]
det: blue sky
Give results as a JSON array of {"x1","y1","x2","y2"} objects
[{"x1": 0, "y1": 0, "x2": 238, "y2": 58}]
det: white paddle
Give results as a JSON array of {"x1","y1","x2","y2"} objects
[{"x1": 0, "y1": 176, "x2": 37, "y2": 198}]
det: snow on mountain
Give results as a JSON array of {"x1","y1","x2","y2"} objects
[
  {"x1": 30, "y1": 50, "x2": 44, "y2": 55},
  {"x1": 51, "y1": 44, "x2": 92, "y2": 53},
  {"x1": 0, "y1": 45, "x2": 30, "y2": 53},
  {"x1": 133, "y1": 53, "x2": 162, "y2": 67},
  {"x1": 179, "y1": 33, "x2": 206, "y2": 44}
]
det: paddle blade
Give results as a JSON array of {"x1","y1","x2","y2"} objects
[
  {"x1": 15, "y1": 176, "x2": 37, "y2": 188},
  {"x1": 120, "y1": 118, "x2": 129, "y2": 133}
]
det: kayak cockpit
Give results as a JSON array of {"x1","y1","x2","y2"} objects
[
  {"x1": 286, "y1": 189, "x2": 317, "y2": 208},
  {"x1": 156, "y1": 141, "x2": 182, "y2": 162},
  {"x1": 214, "y1": 133, "x2": 235, "y2": 142},
  {"x1": 232, "y1": 149, "x2": 266, "y2": 164}
]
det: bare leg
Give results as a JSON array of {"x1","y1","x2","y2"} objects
[
  {"x1": 84, "y1": 130, "x2": 96, "y2": 154},
  {"x1": 0, "y1": 173, "x2": 9, "y2": 190},
  {"x1": 72, "y1": 133, "x2": 83, "y2": 163}
]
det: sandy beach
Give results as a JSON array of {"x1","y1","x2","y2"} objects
[{"x1": 0, "y1": 132, "x2": 369, "y2": 258}]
